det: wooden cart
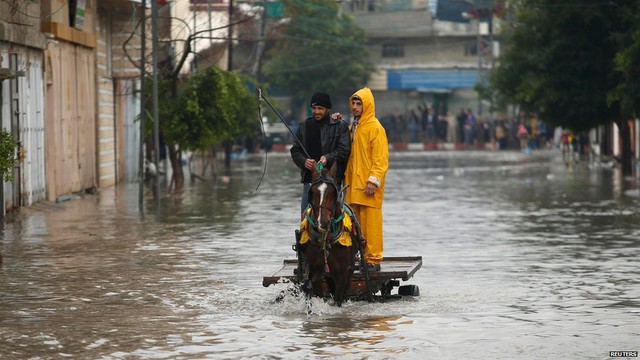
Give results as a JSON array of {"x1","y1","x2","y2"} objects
[{"x1": 263, "y1": 256, "x2": 422, "y2": 301}]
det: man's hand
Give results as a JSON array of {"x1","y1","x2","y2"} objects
[
  {"x1": 364, "y1": 182, "x2": 378, "y2": 196},
  {"x1": 331, "y1": 112, "x2": 344, "y2": 120},
  {"x1": 304, "y1": 159, "x2": 317, "y2": 170},
  {"x1": 319, "y1": 156, "x2": 327, "y2": 166}
]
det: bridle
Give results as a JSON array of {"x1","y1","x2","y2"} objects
[
  {"x1": 306, "y1": 174, "x2": 345, "y2": 236},
  {"x1": 304, "y1": 171, "x2": 349, "y2": 274}
]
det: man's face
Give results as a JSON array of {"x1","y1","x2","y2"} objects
[
  {"x1": 311, "y1": 105, "x2": 329, "y2": 120},
  {"x1": 351, "y1": 99, "x2": 363, "y2": 118}
]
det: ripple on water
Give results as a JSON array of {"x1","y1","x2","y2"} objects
[{"x1": 1, "y1": 150, "x2": 638, "y2": 359}]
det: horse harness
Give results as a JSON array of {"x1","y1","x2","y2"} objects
[
  {"x1": 302, "y1": 175, "x2": 353, "y2": 273},
  {"x1": 306, "y1": 175, "x2": 344, "y2": 233}
]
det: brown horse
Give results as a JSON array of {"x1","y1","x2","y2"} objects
[{"x1": 299, "y1": 162, "x2": 358, "y2": 306}]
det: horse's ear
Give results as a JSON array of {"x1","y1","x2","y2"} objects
[{"x1": 325, "y1": 162, "x2": 337, "y2": 178}]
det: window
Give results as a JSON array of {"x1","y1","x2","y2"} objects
[
  {"x1": 382, "y1": 44, "x2": 404, "y2": 58},
  {"x1": 465, "y1": 41, "x2": 478, "y2": 56}
]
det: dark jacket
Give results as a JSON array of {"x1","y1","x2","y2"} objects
[{"x1": 290, "y1": 116, "x2": 351, "y2": 183}]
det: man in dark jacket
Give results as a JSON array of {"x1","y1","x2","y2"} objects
[{"x1": 290, "y1": 92, "x2": 351, "y2": 216}]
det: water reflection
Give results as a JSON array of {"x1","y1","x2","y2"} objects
[
  {"x1": 1, "y1": 149, "x2": 638, "y2": 359},
  {"x1": 297, "y1": 316, "x2": 405, "y2": 355}
]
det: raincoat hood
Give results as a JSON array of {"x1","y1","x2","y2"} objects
[{"x1": 349, "y1": 87, "x2": 376, "y2": 125}]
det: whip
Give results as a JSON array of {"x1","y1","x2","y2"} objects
[{"x1": 257, "y1": 88, "x2": 311, "y2": 159}]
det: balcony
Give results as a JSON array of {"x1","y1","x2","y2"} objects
[{"x1": 342, "y1": 0, "x2": 434, "y2": 39}]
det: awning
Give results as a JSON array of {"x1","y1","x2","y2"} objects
[{"x1": 387, "y1": 69, "x2": 479, "y2": 91}]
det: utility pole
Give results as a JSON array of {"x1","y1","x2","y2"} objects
[
  {"x1": 227, "y1": 0, "x2": 234, "y2": 71},
  {"x1": 151, "y1": 0, "x2": 160, "y2": 204},
  {"x1": 465, "y1": 0, "x2": 495, "y2": 117},
  {"x1": 208, "y1": 0, "x2": 213, "y2": 46},
  {"x1": 193, "y1": 6, "x2": 197, "y2": 73},
  {"x1": 139, "y1": 0, "x2": 146, "y2": 211},
  {"x1": 476, "y1": 18, "x2": 482, "y2": 116},
  {"x1": 224, "y1": 0, "x2": 234, "y2": 170},
  {"x1": 252, "y1": 4, "x2": 267, "y2": 78}
]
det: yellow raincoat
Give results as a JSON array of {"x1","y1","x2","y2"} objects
[{"x1": 344, "y1": 87, "x2": 388, "y2": 264}]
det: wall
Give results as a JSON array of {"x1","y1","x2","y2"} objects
[
  {"x1": 44, "y1": 41, "x2": 97, "y2": 201},
  {"x1": 0, "y1": 47, "x2": 46, "y2": 211},
  {"x1": 0, "y1": 1, "x2": 46, "y2": 212},
  {"x1": 96, "y1": 6, "x2": 146, "y2": 185},
  {"x1": 172, "y1": 0, "x2": 230, "y2": 74}
]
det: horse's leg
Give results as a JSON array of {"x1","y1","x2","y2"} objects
[
  {"x1": 304, "y1": 246, "x2": 324, "y2": 299},
  {"x1": 329, "y1": 248, "x2": 352, "y2": 307},
  {"x1": 342, "y1": 246, "x2": 356, "y2": 305},
  {"x1": 327, "y1": 278, "x2": 336, "y2": 302},
  {"x1": 333, "y1": 277, "x2": 345, "y2": 306},
  {"x1": 310, "y1": 271, "x2": 325, "y2": 299},
  {"x1": 333, "y1": 270, "x2": 352, "y2": 307}
]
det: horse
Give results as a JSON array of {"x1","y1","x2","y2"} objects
[{"x1": 297, "y1": 162, "x2": 363, "y2": 306}]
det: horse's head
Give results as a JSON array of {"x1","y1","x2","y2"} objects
[{"x1": 308, "y1": 162, "x2": 342, "y2": 233}]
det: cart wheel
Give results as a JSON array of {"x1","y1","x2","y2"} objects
[
  {"x1": 381, "y1": 282, "x2": 392, "y2": 296},
  {"x1": 398, "y1": 284, "x2": 420, "y2": 296},
  {"x1": 382, "y1": 280, "x2": 399, "y2": 296}
]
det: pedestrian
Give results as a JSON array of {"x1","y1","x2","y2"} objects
[
  {"x1": 424, "y1": 106, "x2": 437, "y2": 144},
  {"x1": 456, "y1": 108, "x2": 467, "y2": 144},
  {"x1": 517, "y1": 122, "x2": 529, "y2": 149},
  {"x1": 344, "y1": 87, "x2": 389, "y2": 272},
  {"x1": 495, "y1": 119, "x2": 507, "y2": 150},
  {"x1": 290, "y1": 92, "x2": 351, "y2": 217}
]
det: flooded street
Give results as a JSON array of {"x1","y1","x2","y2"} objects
[{"x1": 1, "y1": 149, "x2": 639, "y2": 359}]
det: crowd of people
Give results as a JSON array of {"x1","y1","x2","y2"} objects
[{"x1": 376, "y1": 106, "x2": 557, "y2": 151}]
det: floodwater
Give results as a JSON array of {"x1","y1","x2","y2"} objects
[{"x1": 1, "y1": 149, "x2": 639, "y2": 359}]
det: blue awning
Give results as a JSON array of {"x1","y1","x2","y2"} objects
[{"x1": 387, "y1": 69, "x2": 479, "y2": 91}]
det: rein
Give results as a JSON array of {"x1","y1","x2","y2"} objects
[
  {"x1": 304, "y1": 204, "x2": 346, "y2": 243},
  {"x1": 304, "y1": 163, "x2": 350, "y2": 274},
  {"x1": 305, "y1": 204, "x2": 347, "y2": 275}
]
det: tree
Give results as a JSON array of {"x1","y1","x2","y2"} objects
[
  {"x1": 128, "y1": 6, "x2": 258, "y2": 190},
  {"x1": 143, "y1": 68, "x2": 256, "y2": 189},
  {"x1": 262, "y1": 0, "x2": 375, "y2": 108},
  {"x1": 0, "y1": 129, "x2": 18, "y2": 182},
  {"x1": 608, "y1": 2, "x2": 640, "y2": 173},
  {"x1": 489, "y1": 0, "x2": 638, "y2": 174}
]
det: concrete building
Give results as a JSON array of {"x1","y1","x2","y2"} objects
[
  {"x1": 0, "y1": 0, "x2": 151, "y2": 213},
  {"x1": 0, "y1": 2, "x2": 47, "y2": 212},
  {"x1": 40, "y1": 0, "x2": 143, "y2": 206},
  {"x1": 339, "y1": 0, "x2": 499, "y2": 142},
  {"x1": 171, "y1": 0, "x2": 231, "y2": 74}
]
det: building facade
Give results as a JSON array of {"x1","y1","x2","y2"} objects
[
  {"x1": 0, "y1": 0, "x2": 148, "y2": 212},
  {"x1": 0, "y1": 1, "x2": 47, "y2": 212},
  {"x1": 341, "y1": 0, "x2": 483, "y2": 115}
]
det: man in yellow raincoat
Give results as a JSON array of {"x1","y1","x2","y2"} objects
[{"x1": 344, "y1": 87, "x2": 389, "y2": 271}]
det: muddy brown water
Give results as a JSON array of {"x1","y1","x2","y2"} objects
[{"x1": 1, "y1": 149, "x2": 638, "y2": 359}]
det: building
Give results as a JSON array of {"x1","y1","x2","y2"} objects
[
  {"x1": 0, "y1": 0, "x2": 152, "y2": 213},
  {"x1": 40, "y1": 0, "x2": 144, "y2": 206},
  {"x1": 339, "y1": 0, "x2": 500, "y2": 139},
  {"x1": 171, "y1": 0, "x2": 232, "y2": 74},
  {"x1": 1, "y1": 1, "x2": 47, "y2": 211}
]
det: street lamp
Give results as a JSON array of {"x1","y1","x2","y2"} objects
[
  {"x1": 463, "y1": 1, "x2": 495, "y2": 117},
  {"x1": 462, "y1": 11, "x2": 483, "y2": 116}
]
